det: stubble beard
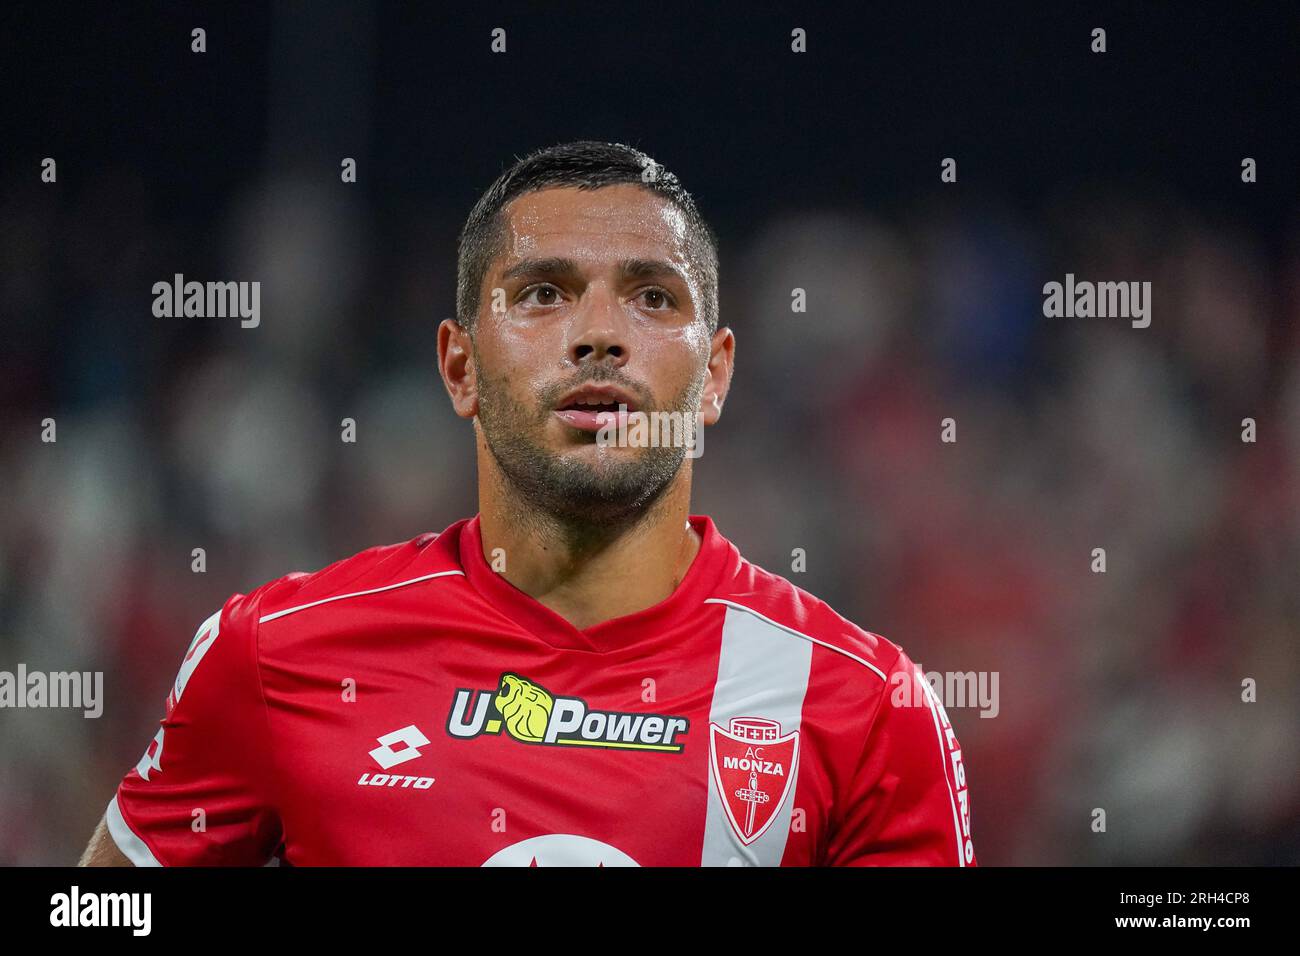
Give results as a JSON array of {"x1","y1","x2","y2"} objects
[{"x1": 476, "y1": 363, "x2": 702, "y2": 532}]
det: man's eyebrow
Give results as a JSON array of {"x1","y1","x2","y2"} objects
[
  {"x1": 500, "y1": 257, "x2": 582, "y2": 282},
  {"x1": 500, "y1": 256, "x2": 689, "y2": 286},
  {"x1": 618, "y1": 258, "x2": 688, "y2": 284}
]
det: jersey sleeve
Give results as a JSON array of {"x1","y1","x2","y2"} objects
[
  {"x1": 826, "y1": 648, "x2": 977, "y2": 866},
  {"x1": 105, "y1": 589, "x2": 282, "y2": 866}
]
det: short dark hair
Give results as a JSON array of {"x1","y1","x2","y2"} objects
[{"x1": 455, "y1": 140, "x2": 719, "y2": 333}]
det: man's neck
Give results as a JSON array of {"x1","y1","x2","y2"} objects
[{"x1": 477, "y1": 468, "x2": 701, "y2": 631}]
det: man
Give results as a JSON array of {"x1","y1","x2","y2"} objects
[{"x1": 81, "y1": 141, "x2": 976, "y2": 866}]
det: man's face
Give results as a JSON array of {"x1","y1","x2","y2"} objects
[{"x1": 448, "y1": 183, "x2": 725, "y2": 522}]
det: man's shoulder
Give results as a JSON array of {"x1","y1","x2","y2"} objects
[
  {"x1": 710, "y1": 546, "x2": 905, "y2": 688},
  {"x1": 236, "y1": 520, "x2": 470, "y2": 631}
]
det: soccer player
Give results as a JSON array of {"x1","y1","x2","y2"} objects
[{"x1": 81, "y1": 141, "x2": 976, "y2": 867}]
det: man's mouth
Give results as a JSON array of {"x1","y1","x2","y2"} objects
[{"x1": 553, "y1": 385, "x2": 639, "y2": 433}]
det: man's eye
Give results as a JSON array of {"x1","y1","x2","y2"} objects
[
  {"x1": 521, "y1": 284, "x2": 562, "y2": 306},
  {"x1": 640, "y1": 288, "x2": 674, "y2": 310}
]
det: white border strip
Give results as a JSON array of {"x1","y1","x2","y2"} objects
[
  {"x1": 258, "y1": 570, "x2": 465, "y2": 624},
  {"x1": 919, "y1": 671, "x2": 968, "y2": 866},
  {"x1": 106, "y1": 794, "x2": 162, "y2": 867},
  {"x1": 703, "y1": 598, "x2": 888, "y2": 681}
]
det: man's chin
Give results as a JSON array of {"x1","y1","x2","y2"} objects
[
  {"x1": 483, "y1": 419, "x2": 686, "y2": 524},
  {"x1": 553, "y1": 440, "x2": 646, "y2": 467},
  {"x1": 526, "y1": 450, "x2": 683, "y2": 522}
]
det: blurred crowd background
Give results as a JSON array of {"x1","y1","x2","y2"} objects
[{"x1": 2, "y1": 3, "x2": 1297, "y2": 865}]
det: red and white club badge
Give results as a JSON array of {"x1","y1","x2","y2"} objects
[{"x1": 709, "y1": 717, "x2": 800, "y2": 845}]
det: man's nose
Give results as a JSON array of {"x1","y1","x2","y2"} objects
[{"x1": 567, "y1": 284, "x2": 630, "y2": 367}]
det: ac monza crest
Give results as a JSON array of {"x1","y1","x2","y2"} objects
[{"x1": 708, "y1": 717, "x2": 800, "y2": 846}]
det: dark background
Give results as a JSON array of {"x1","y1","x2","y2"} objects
[{"x1": 2, "y1": 1, "x2": 1298, "y2": 865}]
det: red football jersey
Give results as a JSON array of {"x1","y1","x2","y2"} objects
[{"x1": 106, "y1": 515, "x2": 977, "y2": 867}]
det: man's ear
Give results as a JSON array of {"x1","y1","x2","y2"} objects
[
  {"x1": 699, "y1": 326, "x2": 735, "y2": 426},
  {"x1": 437, "y1": 318, "x2": 478, "y2": 419}
]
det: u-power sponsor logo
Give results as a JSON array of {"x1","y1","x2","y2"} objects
[{"x1": 447, "y1": 672, "x2": 690, "y2": 752}]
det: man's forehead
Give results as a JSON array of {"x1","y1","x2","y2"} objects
[{"x1": 498, "y1": 184, "x2": 690, "y2": 266}]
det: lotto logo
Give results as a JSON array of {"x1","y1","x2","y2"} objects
[
  {"x1": 356, "y1": 773, "x2": 434, "y2": 790},
  {"x1": 368, "y1": 724, "x2": 430, "y2": 769}
]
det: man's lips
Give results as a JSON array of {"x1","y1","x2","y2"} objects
[
  {"x1": 552, "y1": 407, "x2": 631, "y2": 432},
  {"x1": 553, "y1": 384, "x2": 640, "y2": 433}
]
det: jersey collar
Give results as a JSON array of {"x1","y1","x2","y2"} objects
[{"x1": 456, "y1": 512, "x2": 736, "y2": 653}]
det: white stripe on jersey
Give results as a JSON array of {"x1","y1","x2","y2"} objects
[
  {"x1": 258, "y1": 570, "x2": 466, "y2": 625},
  {"x1": 106, "y1": 794, "x2": 162, "y2": 867},
  {"x1": 917, "y1": 668, "x2": 968, "y2": 866},
  {"x1": 703, "y1": 598, "x2": 889, "y2": 681},
  {"x1": 699, "y1": 604, "x2": 814, "y2": 866}
]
